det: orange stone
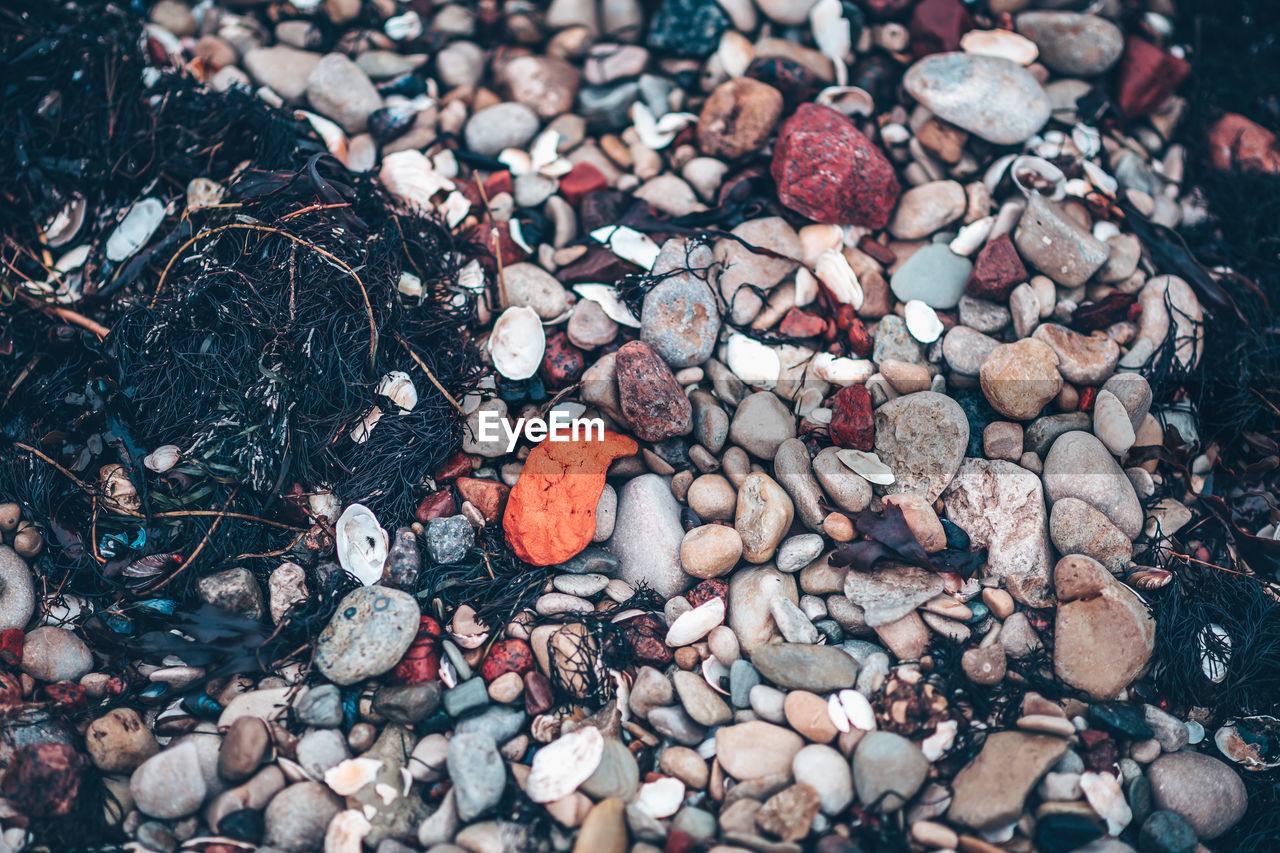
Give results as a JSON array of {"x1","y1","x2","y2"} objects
[{"x1": 503, "y1": 430, "x2": 637, "y2": 565}]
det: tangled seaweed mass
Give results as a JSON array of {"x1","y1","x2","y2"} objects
[{"x1": 0, "y1": 0, "x2": 1277, "y2": 851}]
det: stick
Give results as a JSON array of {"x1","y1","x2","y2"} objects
[{"x1": 394, "y1": 334, "x2": 466, "y2": 416}]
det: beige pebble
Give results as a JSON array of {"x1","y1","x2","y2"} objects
[
  {"x1": 488, "y1": 671, "x2": 525, "y2": 704},
  {"x1": 823, "y1": 512, "x2": 854, "y2": 542},
  {"x1": 982, "y1": 587, "x2": 1016, "y2": 620}
]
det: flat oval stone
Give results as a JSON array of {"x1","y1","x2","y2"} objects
[
  {"x1": 889, "y1": 243, "x2": 972, "y2": 310},
  {"x1": 1015, "y1": 12, "x2": 1124, "y2": 78},
  {"x1": 750, "y1": 643, "x2": 858, "y2": 692},
  {"x1": 1042, "y1": 431, "x2": 1143, "y2": 539},
  {"x1": 315, "y1": 586, "x2": 420, "y2": 686},
  {"x1": 903, "y1": 52, "x2": 1050, "y2": 145}
]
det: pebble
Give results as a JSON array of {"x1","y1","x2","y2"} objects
[
  {"x1": 465, "y1": 103, "x2": 541, "y2": 158},
  {"x1": 853, "y1": 732, "x2": 929, "y2": 813},
  {"x1": 1043, "y1": 431, "x2": 1144, "y2": 539},
  {"x1": 1049, "y1": 497, "x2": 1133, "y2": 574},
  {"x1": 306, "y1": 53, "x2": 382, "y2": 133},
  {"x1": 903, "y1": 53, "x2": 1050, "y2": 145},
  {"x1": 615, "y1": 340, "x2": 693, "y2": 441},
  {"x1": 85, "y1": 708, "x2": 158, "y2": 772},
  {"x1": 773, "y1": 439, "x2": 827, "y2": 531},
  {"x1": 735, "y1": 472, "x2": 795, "y2": 564},
  {"x1": 448, "y1": 733, "x2": 506, "y2": 821},
  {"x1": 844, "y1": 563, "x2": 944, "y2": 626},
  {"x1": 1147, "y1": 751, "x2": 1247, "y2": 840},
  {"x1": 698, "y1": 78, "x2": 784, "y2": 160},
  {"x1": 666, "y1": 596, "x2": 726, "y2": 646},
  {"x1": 1133, "y1": 275, "x2": 1204, "y2": 371},
  {"x1": 811, "y1": 446, "x2": 873, "y2": 513},
  {"x1": 427, "y1": 515, "x2": 475, "y2": 564},
  {"x1": 21, "y1": 626, "x2": 93, "y2": 683},
  {"x1": 501, "y1": 263, "x2": 571, "y2": 320},
  {"x1": 0, "y1": 546, "x2": 35, "y2": 630},
  {"x1": 296, "y1": 729, "x2": 349, "y2": 777},
  {"x1": 889, "y1": 181, "x2": 967, "y2": 240},
  {"x1": 1054, "y1": 555, "x2": 1155, "y2": 700},
  {"x1": 568, "y1": 299, "x2": 619, "y2": 350},
  {"x1": 499, "y1": 55, "x2": 580, "y2": 119},
  {"x1": 315, "y1": 586, "x2": 421, "y2": 686},
  {"x1": 776, "y1": 534, "x2": 824, "y2": 573},
  {"x1": 1014, "y1": 195, "x2": 1112, "y2": 288},
  {"x1": 686, "y1": 473, "x2": 737, "y2": 521},
  {"x1": 131, "y1": 740, "x2": 208, "y2": 819},
  {"x1": 873, "y1": 391, "x2": 969, "y2": 503},
  {"x1": 716, "y1": 218, "x2": 801, "y2": 325},
  {"x1": 1015, "y1": 12, "x2": 1125, "y2": 77},
  {"x1": 889, "y1": 243, "x2": 973, "y2": 310},
  {"x1": 639, "y1": 272, "x2": 722, "y2": 369},
  {"x1": 1032, "y1": 324, "x2": 1121, "y2": 386},
  {"x1": 673, "y1": 670, "x2": 732, "y2": 726},
  {"x1": 680, "y1": 525, "x2": 743, "y2": 579},
  {"x1": 979, "y1": 338, "x2": 1063, "y2": 421},
  {"x1": 264, "y1": 782, "x2": 343, "y2": 852},
  {"x1": 242, "y1": 46, "x2": 322, "y2": 103},
  {"x1": 609, "y1": 473, "x2": 688, "y2": 599},
  {"x1": 947, "y1": 731, "x2": 1068, "y2": 830},
  {"x1": 715, "y1": 721, "x2": 804, "y2": 780}
]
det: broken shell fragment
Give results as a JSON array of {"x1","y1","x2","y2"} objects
[
  {"x1": 99, "y1": 464, "x2": 141, "y2": 513},
  {"x1": 324, "y1": 810, "x2": 372, "y2": 853},
  {"x1": 574, "y1": 284, "x2": 641, "y2": 328},
  {"x1": 324, "y1": 757, "x2": 383, "y2": 796},
  {"x1": 835, "y1": 448, "x2": 895, "y2": 485},
  {"x1": 42, "y1": 195, "x2": 86, "y2": 247},
  {"x1": 143, "y1": 445, "x2": 182, "y2": 474},
  {"x1": 376, "y1": 371, "x2": 418, "y2": 413},
  {"x1": 335, "y1": 504, "x2": 389, "y2": 586},
  {"x1": 1199, "y1": 622, "x2": 1231, "y2": 683},
  {"x1": 186, "y1": 178, "x2": 226, "y2": 211},
  {"x1": 525, "y1": 726, "x2": 604, "y2": 803},
  {"x1": 1214, "y1": 716, "x2": 1280, "y2": 770},
  {"x1": 489, "y1": 306, "x2": 546, "y2": 381},
  {"x1": 590, "y1": 225, "x2": 661, "y2": 270},
  {"x1": 814, "y1": 249, "x2": 863, "y2": 309},
  {"x1": 105, "y1": 197, "x2": 165, "y2": 262}
]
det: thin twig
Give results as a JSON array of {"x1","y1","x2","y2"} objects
[
  {"x1": 394, "y1": 333, "x2": 466, "y2": 416},
  {"x1": 472, "y1": 173, "x2": 506, "y2": 309},
  {"x1": 146, "y1": 487, "x2": 239, "y2": 592}
]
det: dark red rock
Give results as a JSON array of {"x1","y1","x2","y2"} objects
[
  {"x1": 0, "y1": 672, "x2": 21, "y2": 708},
  {"x1": 909, "y1": 0, "x2": 974, "y2": 58},
  {"x1": 857, "y1": 235, "x2": 897, "y2": 267},
  {"x1": 480, "y1": 638, "x2": 535, "y2": 681},
  {"x1": 1, "y1": 743, "x2": 85, "y2": 817},
  {"x1": 0, "y1": 628, "x2": 22, "y2": 666},
  {"x1": 1115, "y1": 36, "x2": 1190, "y2": 119},
  {"x1": 415, "y1": 490, "x2": 456, "y2": 524},
  {"x1": 433, "y1": 451, "x2": 473, "y2": 483},
  {"x1": 560, "y1": 162, "x2": 608, "y2": 206},
  {"x1": 43, "y1": 681, "x2": 87, "y2": 713},
  {"x1": 556, "y1": 246, "x2": 642, "y2": 286},
  {"x1": 965, "y1": 234, "x2": 1028, "y2": 300},
  {"x1": 524, "y1": 670, "x2": 555, "y2": 715},
  {"x1": 469, "y1": 222, "x2": 528, "y2": 272},
  {"x1": 621, "y1": 615, "x2": 675, "y2": 667},
  {"x1": 1208, "y1": 113, "x2": 1280, "y2": 174},
  {"x1": 772, "y1": 104, "x2": 900, "y2": 228},
  {"x1": 539, "y1": 331, "x2": 586, "y2": 389},
  {"x1": 780, "y1": 307, "x2": 827, "y2": 338},
  {"x1": 614, "y1": 340, "x2": 693, "y2": 442},
  {"x1": 666, "y1": 829, "x2": 698, "y2": 853},
  {"x1": 838, "y1": 308, "x2": 873, "y2": 359},
  {"x1": 744, "y1": 56, "x2": 823, "y2": 110},
  {"x1": 1079, "y1": 728, "x2": 1119, "y2": 773},
  {"x1": 829, "y1": 385, "x2": 874, "y2": 450},
  {"x1": 687, "y1": 578, "x2": 728, "y2": 607},
  {"x1": 455, "y1": 476, "x2": 509, "y2": 524},
  {"x1": 390, "y1": 615, "x2": 442, "y2": 685},
  {"x1": 484, "y1": 170, "x2": 513, "y2": 199},
  {"x1": 1077, "y1": 386, "x2": 1098, "y2": 413}
]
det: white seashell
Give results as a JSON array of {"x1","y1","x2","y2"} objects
[
  {"x1": 960, "y1": 29, "x2": 1039, "y2": 65},
  {"x1": 881, "y1": 123, "x2": 910, "y2": 145},
  {"x1": 631, "y1": 102, "x2": 697, "y2": 150},
  {"x1": 376, "y1": 371, "x2": 418, "y2": 413},
  {"x1": 457, "y1": 259, "x2": 486, "y2": 292},
  {"x1": 983, "y1": 153, "x2": 1019, "y2": 194},
  {"x1": 439, "y1": 191, "x2": 471, "y2": 229},
  {"x1": 184, "y1": 178, "x2": 225, "y2": 213},
  {"x1": 325, "y1": 809, "x2": 372, "y2": 853},
  {"x1": 1064, "y1": 177, "x2": 1093, "y2": 200},
  {"x1": 440, "y1": 658, "x2": 458, "y2": 689},
  {"x1": 350, "y1": 407, "x2": 383, "y2": 444},
  {"x1": 1072, "y1": 124, "x2": 1102, "y2": 159},
  {"x1": 634, "y1": 777, "x2": 685, "y2": 819},
  {"x1": 380, "y1": 150, "x2": 454, "y2": 209},
  {"x1": 701, "y1": 656, "x2": 731, "y2": 695},
  {"x1": 385, "y1": 10, "x2": 422, "y2": 40},
  {"x1": 828, "y1": 695, "x2": 851, "y2": 734},
  {"x1": 590, "y1": 225, "x2": 661, "y2": 270},
  {"x1": 325, "y1": 758, "x2": 383, "y2": 796},
  {"x1": 815, "y1": 86, "x2": 876, "y2": 120},
  {"x1": 715, "y1": 31, "x2": 754, "y2": 78},
  {"x1": 725, "y1": 334, "x2": 782, "y2": 386},
  {"x1": 1199, "y1": 623, "x2": 1231, "y2": 683},
  {"x1": 309, "y1": 491, "x2": 340, "y2": 522},
  {"x1": 398, "y1": 271, "x2": 423, "y2": 298},
  {"x1": 526, "y1": 726, "x2": 604, "y2": 803},
  {"x1": 1010, "y1": 155, "x2": 1066, "y2": 201},
  {"x1": 42, "y1": 196, "x2": 86, "y2": 247},
  {"x1": 798, "y1": 224, "x2": 845, "y2": 267},
  {"x1": 573, "y1": 284, "x2": 641, "y2": 327},
  {"x1": 529, "y1": 128, "x2": 563, "y2": 174},
  {"x1": 335, "y1": 504, "x2": 389, "y2": 586},
  {"x1": 793, "y1": 268, "x2": 819, "y2": 307},
  {"x1": 508, "y1": 219, "x2": 534, "y2": 255},
  {"x1": 838, "y1": 689, "x2": 876, "y2": 731},
  {"x1": 1081, "y1": 160, "x2": 1118, "y2": 197},
  {"x1": 949, "y1": 217, "x2": 995, "y2": 256},
  {"x1": 489, "y1": 306, "x2": 546, "y2": 380},
  {"x1": 814, "y1": 250, "x2": 863, "y2": 309},
  {"x1": 921, "y1": 719, "x2": 958, "y2": 761},
  {"x1": 106, "y1": 198, "x2": 165, "y2": 262},
  {"x1": 666, "y1": 597, "x2": 725, "y2": 646},
  {"x1": 295, "y1": 110, "x2": 348, "y2": 165},
  {"x1": 1080, "y1": 772, "x2": 1131, "y2": 835},
  {"x1": 810, "y1": 353, "x2": 874, "y2": 386},
  {"x1": 1092, "y1": 221, "x2": 1121, "y2": 242},
  {"x1": 143, "y1": 445, "x2": 181, "y2": 474},
  {"x1": 904, "y1": 300, "x2": 943, "y2": 343},
  {"x1": 810, "y1": 0, "x2": 852, "y2": 62},
  {"x1": 807, "y1": 407, "x2": 833, "y2": 426},
  {"x1": 432, "y1": 149, "x2": 460, "y2": 179},
  {"x1": 795, "y1": 387, "x2": 824, "y2": 417},
  {"x1": 835, "y1": 448, "x2": 895, "y2": 485}
]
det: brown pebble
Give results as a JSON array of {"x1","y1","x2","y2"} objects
[
  {"x1": 674, "y1": 646, "x2": 701, "y2": 670},
  {"x1": 981, "y1": 588, "x2": 1015, "y2": 620},
  {"x1": 823, "y1": 512, "x2": 854, "y2": 541}
]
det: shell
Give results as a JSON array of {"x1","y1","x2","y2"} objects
[
  {"x1": 324, "y1": 758, "x2": 383, "y2": 796},
  {"x1": 309, "y1": 492, "x2": 340, "y2": 522},
  {"x1": 525, "y1": 726, "x2": 604, "y2": 803},
  {"x1": 100, "y1": 464, "x2": 141, "y2": 512},
  {"x1": 294, "y1": 110, "x2": 348, "y2": 165},
  {"x1": 634, "y1": 777, "x2": 684, "y2": 819},
  {"x1": 904, "y1": 300, "x2": 944, "y2": 343},
  {"x1": 838, "y1": 688, "x2": 876, "y2": 731},
  {"x1": 186, "y1": 178, "x2": 226, "y2": 211},
  {"x1": 715, "y1": 31, "x2": 754, "y2": 78},
  {"x1": 949, "y1": 217, "x2": 995, "y2": 256},
  {"x1": 631, "y1": 102, "x2": 696, "y2": 150},
  {"x1": 665, "y1": 597, "x2": 725, "y2": 646},
  {"x1": 42, "y1": 196, "x2": 86, "y2": 247},
  {"x1": 376, "y1": 371, "x2": 418, "y2": 413},
  {"x1": 379, "y1": 150, "x2": 455, "y2": 210},
  {"x1": 960, "y1": 29, "x2": 1039, "y2": 65},
  {"x1": 573, "y1": 284, "x2": 641, "y2": 327},
  {"x1": 489, "y1": 306, "x2": 546, "y2": 381},
  {"x1": 398, "y1": 271, "x2": 423, "y2": 298},
  {"x1": 105, "y1": 198, "x2": 165, "y2": 262},
  {"x1": 335, "y1": 504, "x2": 389, "y2": 585},
  {"x1": 835, "y1": 448, "x2": 895, "y2": 485},
  {"x1": 798, "y1": 224, "x2": 845, "y2": 267},
  {"x1": 1010, "y1": 155, "x2": 1067, "y2": 202},
  {"x1": 1126, "y1": 567, "x2": 1172, "y2": 590},
  {"x1": 814, "y1": 249, "x2": 863, "y2": 309},
  {"x1": 1080, "y1": 771, "x2": 1131, "y2": 835},
  {"x1": 324, "y1": 810, "x2": 373, "y2": 853},
  {"x1": 590, "y1": 225, "x2": 661, "y2": 270},
  {"x1": 1215, "y1": 717, "x2": 1280, "y2": 770},
  {"x1": 725, "y1": 333, "x2": 781, "y2": 386},
  {"x1": 143, "y1": 445, "x2": 181, "y2": 474},
  {"x1": 701, "y1": 656, "x2": 731, "y2": 696},
  {"x1": 1199, "y1": 622, "x2": 1232, "y2": 683},
  {"x1": 810, "y1": 0, "x2": 852, "y2": 63}
]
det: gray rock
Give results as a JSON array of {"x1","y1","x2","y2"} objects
[
  {"x1": 264, "y1": 782, "x2": 343, "y2": 852},
  {"x1": 1147, "y1": 752, "x2": 1247, "y2": 840},
  {"x1": 792, "y1": 744, "x2": 853, "y2": 815},
  {"x1": 1142, "y1": 706, "x2": 1189, "y2": 753},
  {"x1": 773, "y1": 439, "x2": 825, "y2": 531},
  {"x1": 1014, "y1": 195, "x2": 1111, "y2": 288},
  {"x1": 296, "y1": 729, "x2": 350, "y2": 777},
  {"x1": 609, "y1": 473, "x2": 688, "y2": 599},
  {"x1": 843, "y1": 563, "x2": 944, "y2": 626},
  {"x1": 295, "y1": 684, "x2": 344, "y2": 728},
  {"x1": 749, "y1": 643, "x2": 857, "y2": 692},
  {"x1": 455, "y1": 706, "x2": 528, "y2": 744},
  {"x1": 447, "y1": 733, "x2": 506, "y2": 821},
  {"x1": 873, "y1": 315, "x2": 928, "y2": 366},
  {"x1": 648, "y1": 704, "x2": 706, "y2": 746},
  {"x1": 903, "y1": 53, "x2": 1050, "y2": 145},
  {"x1": 1043, "y1": 431, "x2": 1143, "y2": 539},
  {"x1": 131, "y1": 740, "x2": 209, "y2": 819},
  {"x1": 943, "y1": 458, "x2": 1053, "y2": 607},
  {"x1": 315, "y1": 586, "x2": 420, "y2": 686},
  {"x1": 1101, "y1": 373, "x2": 1153, "y2": 431},
  {"x1": 942, "y1": 325, "x2": 1001, "y2": 377},
  {"x1": 500, "y1": 263, "x2": 570, "y2": 320},
  {"x1": 374, "y1": 682, "x2": 443, "y2": 724},
  {"x1": 640, "y1": 264, "x2": 721, "y2": 368},
  {"x1": 577, "y1": 81, "x2": 642, "y2": 129},
  {"x1": 464, "y1": 103, "x2": 541, "y2": 158},
  {"x1": 306, "y1": 53, "x2": 382, "y2": 133},
  {"x1": 1025, "y1": 412, "x2": 1093, "y2": 456},
  {"x1": 1016, "y1": 12, "x2": 1125, "y2": 77},
  {"x1": 242, "y1": 46, "x2": 321, "y2": 103},
  {"x1": 731, "y1": 659, "x2": 761, "y2": 709},
  {"x1": 889, "y1": 243, "x2": 972, "y2": 310},
  {"x1": 853, "y1": 732, "x2": 928, "y2": 812},
  {"x1": 0, "y1": 546, "x2": 34, "y2": 631},
  {"x1": 958, "y1": 295, "x2": 1011, "y2": 335},
  {"x1": 1049, "y1": 497, "x2": 1132, "y2": 574},
  {"x1": 776, "y1": 534, "x2": 824, "y2": 573},
  {"x1": 20, "y1": 626, "x2": 93, "y2": 683},
  {"x1": 426, "y1": 515, "x2": 474, "y2": 564},
  {"x1": 715, "y1": 218, "x2": 800, "y2": 326},
  {"x1": 1139, "y1": 810, "x2": 1197, "y2": 853},
  {"x1": 873, "y1": 391, "x2": 969, "y2": 503},
  {"x1": 197, "y1": 567, "x2": 265, "y2": 621},
  {"x1": 673, "y1": 669, "x2": 733, "y2": 725},
  {"x1": 812, "y1": 446, "x2": 873, "y2": 513},
  {"x1": 443, "y1": 677, "x2": 489, "y2": 718},
  {"x1": 691, "y1": 390, "x2": 730, "y2": 453},
  {"x1": 581, "y1": 736, "x2": 640, "y2": 800},
  {"x1": 730, "y1": 391, "x2": 797, "y2": 459}
]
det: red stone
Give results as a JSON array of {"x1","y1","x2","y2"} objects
[
  {"x1": 480, "y1": 638, "x2": 535, "y2": 681},
  {"x1": 666, "y1": 829, "x2": 698, "y2": 853},
  {"x1": 687, "y1": 578, "x2": 728, "y2": 608},
  {"x1": 0, "y1": 629, "x2": 22, "y2": 666},
  {"x1": 1079, "y1": 728, "x2": 1119, "y2": 773},
  {"x1": 433, "y1": 451, "x2": 473, "y2": 483},
  {"x1": 965, "y1": 234, "x2": 1028, "y2": 301},
  {"x1": 43, "y1": 681, "x2": 87, "y2": 713},
  {"x1": 909, "y1": 0, "x2": 974, "y2": 58},
  {"x1": 415, "y1": 490, "x2": 456, "y2": 524},
  {"x1": 772, "y1": 104, "x2": 900, "y2": 228},
  {"x1": 0, "y1": 672, "x2": 21, "y2": 708},
  {"x1": 1115, "y1": 36, "x2": 1190, "y2": 119},
  {"x1": 857, "y1": 235, "x2": 897, "y2": 267},
  {"x1": 1208, "y1": 113, "x2": 1280, "y2": 174},
  {"x1": 0, "y1": 743, "x2": 85, "y2": 817},
  {"x1": 621, "y1": 615, "x2": 674, "y2": 667},
  {"x1": 559, "y1": 163, "x2": 608, "y2": 206},
  {"x1": 779, "y1": 307, "x2": 827, "y2": 339},
  {"x1": 829, "y1": 385, "x2": 874, "y2": 450},
  {"x1": 455, "y1": 477, "x2": 510, "y2": 524},
  {"x1": 390, "y1": 615, "x2": 442, "y2": 685},
  {"x1": 1078, "y1": 386, "x2": 1098, "y2": 412},
  {"x1": 556, "y1": 245, "x2": 641, "y2": 286},
  {"x1": 615, "y1": 341, "x2": 693, "y2": 442},
  {"x1": 524, "y1": 670, "x2": 555, "y2": 715},
  {"x1": 468, "y1": 222, "x2": 528, "y2": 272},
  {"x1": 484, "y1": 170, "x2": 513, "y2": 199},
  {"x1": 539, "y1": 331, "x2": 586, "y2": 389}
]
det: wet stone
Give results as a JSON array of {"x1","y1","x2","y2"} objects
[{"x1": 315, "y1": 586, "x2": 421, "y2": 686}]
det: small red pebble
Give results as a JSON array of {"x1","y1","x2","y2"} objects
[
  {"x1": 909, "y1": 0, "x2": 974, "y2": 57},
  {"x1": 390, "y1": 615, "x2": 442, "y2": 685},
  {"x1": 829, "y1": 385, "x2": 875, "y2": 450},
  {"x1": 621, "y1": 615, "x2": 675, "y2": 667},
  {"x1": 524, "y1": 670, "x2": 555, "y2": 715},
  {"x1": 415, "y1": 490, "x2": 456, "y2": 524},
  {"x1": 483, "y1": 170, "x2": 513, "y2": 199},
  {"x1": 43, "y1": 681, "x2": 87, "y2": 713},
  {"x1": 539, "y1": 331, "x2": 586, "y2": 389},
  {"x1": 846, "y1": 317, "x2": 873, "y2": 360},
  {"x1": 433, "y1": 451, "x2": 472, "y2": 483},
  {"x1": 480, "y1": 638, "x2": 535, "y2": 681},
  {"x1": 666, "y1": 829, "x2": 697, "y2": 853},
  {"x1": 857, "y1": 235, "x2": 897, "y2": 267},
  {"x1": 1115, "y1": 36, "x2": 1190, "y2": 119},
  {"x1": 687, "y1": 578, "x2": 728, "y2": 608},
  {"x1": 966, "y1": 234, "x2": 1028, "y2": 301},
  {"x1": 559, "y1": 162, "x2": 608, "y2": 206},
  {"x1": 1078, "y1": 386, "x2": 1098, "y2": 412},
  {"x1": 0, "y1": 743, "x2": 85, "y2": 817},
  {"x1": 468, "y1": 222, "x2": 528, "y2": 271},
  {"x1": 772, "y1": 103, "x2": 900, "y2": 228},
  {"x1": 779, "y1": 307, "x2": 827, "y2": 339},
  {"x1": 0, "y1": 629, "x2": 23, "y2": 666}
]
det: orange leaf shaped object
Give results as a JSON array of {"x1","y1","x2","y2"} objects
[{"x1": 503, "y1": 430, "x2": 638, "y2": 565}]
